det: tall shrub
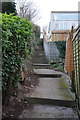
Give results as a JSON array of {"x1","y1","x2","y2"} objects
[{"x1": 2, "y1": 13, "x2": 33, "y2": 102}]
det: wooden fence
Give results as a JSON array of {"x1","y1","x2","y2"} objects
[
  {"x1": 66, "y1": 26, "x2": 80, "y2": 113},
  {"x1": 72, "y1": 26, "x2": 80, "y2": 111},
  {"x1": 51, "y1": 30, "x2": 69, "y2": 41},
  {"x1": 65, "y1": 26, "x2": 74, "y2": 78}
]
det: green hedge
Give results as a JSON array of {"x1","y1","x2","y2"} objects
[
  {"x1": 1, "y1": 13, "x2": 33, "y2": 101},
  {"x1": 55, "y1": 41, "x2": 66, "y2": 59}
]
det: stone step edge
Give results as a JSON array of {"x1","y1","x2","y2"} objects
[
  {"x1": 24, "y1": 97, "x2": 76, "y2": 108},
  {"x1": 32, "y1": 63, "x2": 50, "y2": 66}
]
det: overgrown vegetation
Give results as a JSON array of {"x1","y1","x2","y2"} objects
[
  {"x1": 55, "y1": 41, "x2": 66, "y2": 59},
  {"x1": 50, "y1": 63, "x2": 64, "y2": 72},
  {"x1": 33, "y1": 24, "x2": 41, "y2": 46},
  {"x1": 2, "y1": 13, "x2": 33, "y2": 103}
]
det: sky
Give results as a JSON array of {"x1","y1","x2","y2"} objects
[
  {"x1": 15, "y1": 0, "x2": 80, "y2": 31},
  {"x1": 32, "y1": 0, "x2": 79, "y2": 28}
]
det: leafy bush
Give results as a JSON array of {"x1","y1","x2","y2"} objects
[
  {"x1": 51, "y1": 63, "x2": 64, "y2": 71},
  {"x1": 55, "y1": 41, "x2": 66, "y2": 59},
  {"x1": 1, "y1": 13, "x2": 33, "y2": 101}
]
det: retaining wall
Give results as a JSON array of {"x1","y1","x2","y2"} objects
[{"x1": 43, "y1": 40, "x2": 61, "y2": 62}]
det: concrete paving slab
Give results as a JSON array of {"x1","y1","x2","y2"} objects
[
  {"x1": 33, "y1": 69, "x2": 62, "y2": 77},
  {"x1": 33, "y1": 69, "x2": 62, "y2": 75},
  {"x1": 19, "y1": 104, "x2": 78, "y2": 118},
  {"x1": 29, "y1": 78, "x2": 74, "y2": 101}
]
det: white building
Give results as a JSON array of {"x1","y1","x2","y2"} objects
[{"x1": 48, "y1": 11, "x2": 80, "y2": 36}]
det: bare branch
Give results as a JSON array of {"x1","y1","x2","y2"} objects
[{"x1": 16, "y1": 0, "x2": 40, "y2": 23}]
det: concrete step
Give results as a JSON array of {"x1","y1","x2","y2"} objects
[
  {"x1": 33, "y1": 69, "x2": 62, "y2": 77},
  {"x1": 33, "y1": 69, "x2": 62, "y2": 75},
  {"x1": 32, "y1": 64, "x2": 53, "y2": 69},
  {"x1": 32, "y1": 64, "x2": 50, "y2": 66},
  {"x1": 34, "y1": 73, "x2": 62, "y2": 77},
  {"x1": 24, "y1": 97, "x2": 76, "y2": 108},
  {"x1": 20, "y1": 103, "x2": 78, "y2": 118},
  {"x1": 27, "y1": 78, "x2": 75, "y2": 101}
]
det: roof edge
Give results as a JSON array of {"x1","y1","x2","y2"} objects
[{"x1": 51, "y1": 11, "x2": 80, "y2": 13}]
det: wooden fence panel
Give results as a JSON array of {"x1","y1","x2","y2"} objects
[
  {"x1": 72, "y1": 27, "x2": 80, "y2": 110},
  {"x1": 66, "y1": 25, "x2": 80, "y2": 112},
  {"x1": 65, "y1": 26, "x2": 74, "y2": 78}
]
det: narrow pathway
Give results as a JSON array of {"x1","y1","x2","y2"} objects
[
  {"x1": 20, "y1": 46, "x2": 78, "y2": 119},
  {"x1": 29, "y1": 69, "x2": 73, "y2": 101}
]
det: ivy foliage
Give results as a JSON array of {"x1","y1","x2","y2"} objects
[
  {"x1": 55, "y1": 41, "x2": 66, "y2": 59},
  {"x1": 2, "y1": 13, "x2": 33, "y2": 98}
]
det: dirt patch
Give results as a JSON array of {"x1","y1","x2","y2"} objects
[{"x1": 2, "y1": 55, "x2": 39, "y2": 119}]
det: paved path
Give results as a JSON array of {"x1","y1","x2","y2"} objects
[
  {"x1": 28, "y1": 68, "x2": 74, "y2": 101},
  {"x1": 20, "y1": 105, "x2": 78, "y2": 118},
  {"x1": 30, "y1": 77, "x2": 73, "y2": 101},
  {"x1": 20, "y1": 47, "x2": 78, "y2": 119}
]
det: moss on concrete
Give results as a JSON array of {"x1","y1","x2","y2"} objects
[
  {"x1": 59, "y1": 77, "x2": 73, "y2": 100},
  {"x1": 59, "y1": 77, "x2": 69, "y2": 89}
]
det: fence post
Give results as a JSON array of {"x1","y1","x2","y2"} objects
[{"x1": 71, "y1": 71, "x2": 75, "y2": 92}]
